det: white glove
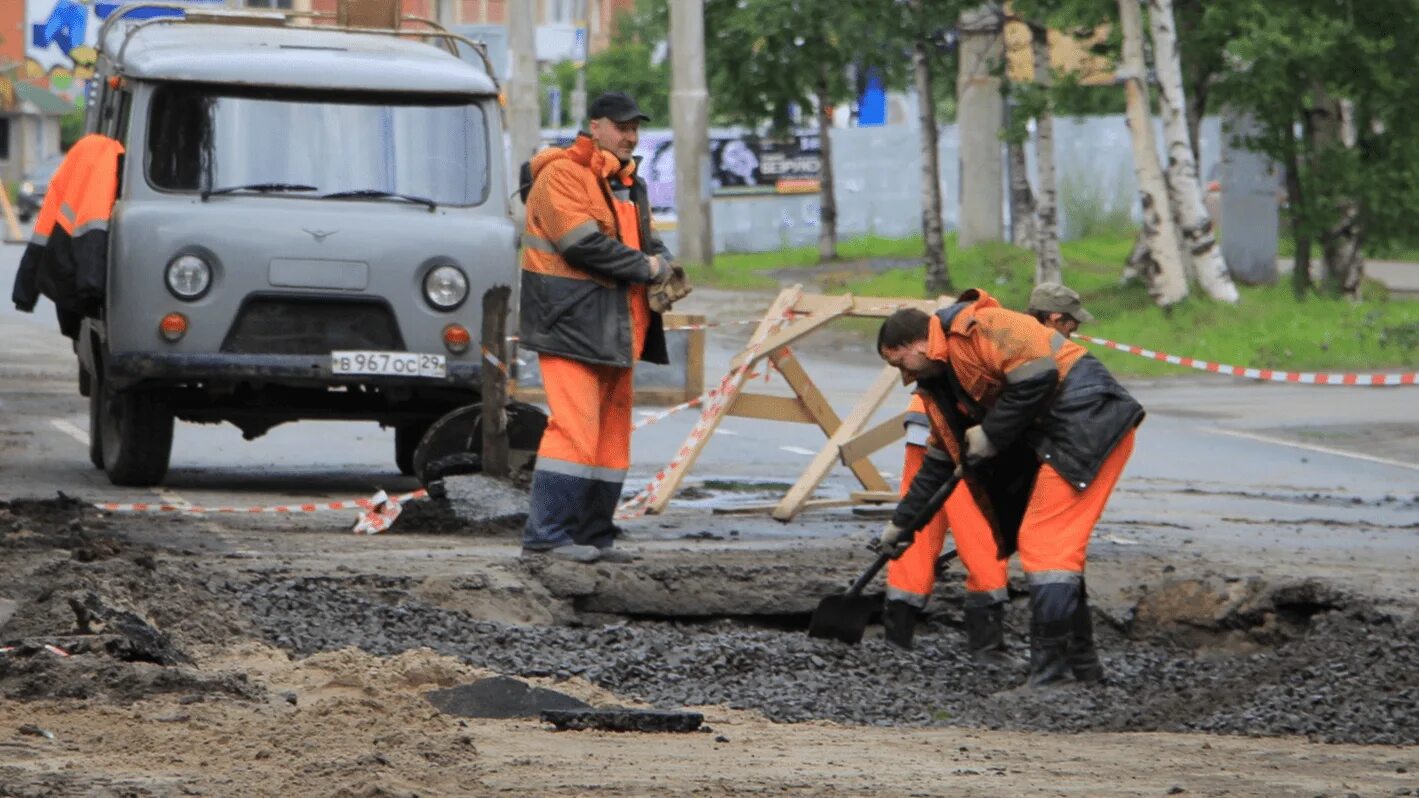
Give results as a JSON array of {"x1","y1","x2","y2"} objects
[
  {"x1": 963, "y1": 425, "x2": 997, "y2": 465},
  {"x1": 874, "y1": 521, "x2": 914, "y2": 559}
]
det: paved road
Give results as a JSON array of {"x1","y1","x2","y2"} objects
[{"x1": 4, "y1": 243, "x2": 1419, "y2": 602}]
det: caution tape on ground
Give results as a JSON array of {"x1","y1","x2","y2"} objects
[
  {"x1": 1074, "y1": 334, "x2": 1419, "y2": 386},
  {"x1": 94, "y1": 489, "x2": 428, "y2": 516}
]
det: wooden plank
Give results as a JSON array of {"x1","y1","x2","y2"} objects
[
  {"x1": 728, "y1": 294, "x2": 852, "y2": 370},
  {"x1": 646, "y1": 287, "x2": 803, "y2": 514},
  {"x1": 768, "y1": 347, "x2": 886, "y2": 490},
  {"x1": 712, "y1": 498, "x2": 860, "y2": 516},
  {"x1": 727, "y1": 393, "x2": 816, "y2": 424},
  {"x1": 850, "y1": 490, "x2": 899, "y2": 504},
  {"x1": 789, "y1": 293, "x2": 951, "y2": 318},
  {"x1": 837, "y1": 412, "x2": 907, "y2": 466},
  {"x1": 480, "y1": 286, "x2": 511, "y2": 477},
  {"x1": 772, "y1": 365, "x2": 899, "y2": 521}
]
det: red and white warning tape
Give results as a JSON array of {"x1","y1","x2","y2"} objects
[
  {"x1": 93, "y1": 489, "x2": 428, "y2": 515},
  {"x1": 1074, "y1": 334, "x2": 1419, "y2": 386}
]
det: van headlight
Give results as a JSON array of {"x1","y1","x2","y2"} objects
[
  {"x1": 165, "y1": 254, "x2": 212, "y2": 300},
  {"x1": 423, "y1": 264, "x2": 468, "y2": 310},
  {"x1": 20, "y1": 181, "x2": 34, "y2": 196}
]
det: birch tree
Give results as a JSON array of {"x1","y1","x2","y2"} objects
[
  {"x1": 814, "y1": 63, "x2": 839, "y2": 261},
  {"x1": 1118, "y1": 0, "x2": 1187, "y2": 306},
  {"x1": 1146, "y1": 0, "x2": 1238, "y2": 302},
  {"x1": 1030, "y1": 23, "x2": 1063, "y2": 284},
  {"x1": 913, "y1": 21, "x2": 951, "y2": 294}
]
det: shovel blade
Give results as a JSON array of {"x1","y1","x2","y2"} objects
[{"x1": 807, "y1": 593, "x2": 878, "y2": 645}]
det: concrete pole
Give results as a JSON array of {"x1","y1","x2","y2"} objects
[
  {"x1": 507, "y1": 0, "x2": 542, "y2": 184},
  {"x1": 956, "y1": 4, "x2": 1005, "y2": 247},
  {"x1": 434, "y1": 0, "x2": 457, "y2": 26},
  {"x1": 669, "y1": 0, "x2": 713, "y2": 266}
]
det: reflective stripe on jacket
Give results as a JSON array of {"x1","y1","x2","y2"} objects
[
  {"x1": 518, "y1": 133, "x2": 670, "y2": 367},
  {"x1": 11, "y1": 134, "x2": 124, "y2": 336}
]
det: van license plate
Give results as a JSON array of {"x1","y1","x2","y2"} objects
[{"x1": 331, "y1": 351, "x2": 446, "y2": 378}]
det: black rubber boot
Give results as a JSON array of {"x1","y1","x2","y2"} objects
[
  {"x1": 882, "y1": 599, "x2": 918, "y2": 650},
  {"x1": 1027, "y1": 620, "x2": 1074, "y2": 688},
  {"x1": 1068, "y1": 583, "x2": 1104, "y2": 683},
  {"x1": 964, "y1": 602, "x2": 1010, "y2": 664}
]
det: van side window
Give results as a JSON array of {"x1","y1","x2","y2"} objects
[{"x1": 147, "y1": 85, "x2": 210, "y2": 190}]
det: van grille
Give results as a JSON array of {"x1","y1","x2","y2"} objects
[{"x1": 221, "y1": 298, "x2": 403, "y2": 354}]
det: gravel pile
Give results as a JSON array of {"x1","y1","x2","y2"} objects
[{"x1": 231, "y1": 575, "x2": 1419, "y2": 744}]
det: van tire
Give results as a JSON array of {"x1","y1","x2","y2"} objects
[
  {"x1": 394, "y1": 423, "x2": 428, "y2": 476},
  {"x1": 100, "y1": 383, "x2": 174, "y2": 487}
]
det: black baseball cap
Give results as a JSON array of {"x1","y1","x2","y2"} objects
[{"x1": 588, "y1": 91, "x2": 650, "y2": 123}]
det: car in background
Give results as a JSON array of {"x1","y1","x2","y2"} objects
[{"x1": 17, "y1": 153, "x2": 65, "y2": 222}]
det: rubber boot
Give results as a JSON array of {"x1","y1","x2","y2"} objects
[
  {"x1": 1068, "y1": 583, "x2": 1104, "y2": 683},
  {"x1": 882, "y1": 599, "x2": 917, "y2": 650},
  {"x1": 1027, "y1": 620, "x2": 1074, "y2": 688},
  {"x1": 1026, "y1": 580, "x2": 1080, "y2": 688},
  {"x1": 964, "y1": 602, "x2": 1010, "y2": 664}
]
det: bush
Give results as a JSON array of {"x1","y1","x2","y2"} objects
[{"x1": 1059, "y1": 169, "x2": 1135, "y2": 240}]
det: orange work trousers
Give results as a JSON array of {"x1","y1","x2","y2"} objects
[
  {"x1": 886, "y1": 442, "x2": 1010, "y2": 608},
  {"x1": 1018, "y1": 428, "x2": 1137, "y2": 580}
]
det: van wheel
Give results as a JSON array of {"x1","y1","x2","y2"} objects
[
  {"x1": 100, "y1": 383, "x2": 174, "y2": 487},
  {"x1": 87, "y1": 368, "x2": 104, "y2": 470},
  {"x1": 394, "y1": 423, "x2": 428, "y2": 476}
]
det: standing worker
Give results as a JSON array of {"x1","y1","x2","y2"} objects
[
  {"x1": 874, "y1": 288, "x2": 1143, "y2": 687},
  {"x1": 518, "y1": 91, "x2": 691, "y2": 563},
  {"x1": 882, "y1": 283, "x2": 1097, "y2": 659}
]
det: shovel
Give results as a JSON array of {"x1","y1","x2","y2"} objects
[{"x1": 808, "y1": 470, "x2": 964, "y2": 644}]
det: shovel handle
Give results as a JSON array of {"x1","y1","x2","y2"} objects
[{"x1": 848, "y1": 471, "x2": 965, "y2": 598}]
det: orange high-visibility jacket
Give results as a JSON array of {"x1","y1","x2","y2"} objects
[
  {"x1": 518, "y1": 133, "x2": 671, "y2": 368},
  {"x1": 11, "y1": 134, "x2": 124, "y2": 337},
  {"x1": 893, "y1": 288, "x2": 1144, "y2": 532}
]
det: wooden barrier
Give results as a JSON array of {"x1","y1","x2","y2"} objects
[{"x1": 644, "y1": 287, "x2": 951, "y2": 522}]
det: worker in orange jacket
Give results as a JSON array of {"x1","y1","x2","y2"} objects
[
  {"x1": 875, "y1": 288, "x2": 1143, "y2": 687},
  {"x1": 518, "y1": 92, "x2": 678, "y2": 564},
  {"x1": 11, "y1": 134, "x2": 124, "y2": 338},
  {"x1": 882, "y1": 283, "x2": 1100, "y2": 659}
]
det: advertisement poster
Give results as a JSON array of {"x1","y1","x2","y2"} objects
[
  {"x1": 26, "y1": 0, "x2": 224, "y2": 102},
  {"x1": 710, "y1": 134, "x2": 822, "y2": 196}
]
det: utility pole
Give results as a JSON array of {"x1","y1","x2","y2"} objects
[
  {"x1": 670, "y1": 0, "x2": 713, "y2": 266},
  {"x1": 571, "y1": 0, "x2": 588, "y2": 127},
  {"x1": 507, "y1": 0, "x2": 541, "y2": 215},
  {"x1": 434, "y1": 0, "x2": 456, "y2": 27},
  {"x1": 956, "y1": 4, "x2": 1005, "y2": 247}
]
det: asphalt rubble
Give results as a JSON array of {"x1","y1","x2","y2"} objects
[{"x1": 3, "y1": 496, "x2": 1417, "y2": 748}]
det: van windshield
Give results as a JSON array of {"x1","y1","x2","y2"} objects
[{"x1": 146, "y1": 85, "x2": 489, "y2": 206}]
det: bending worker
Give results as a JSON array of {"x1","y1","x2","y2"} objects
[
  {"x1": 518, "y1": 92, "x2": 687, "y2": 564},
  {"x1": 874, "y1": 288, "x2": 1143, "y2": 688},
  {"x1": 882, "y1": 282, "x2": 1099, "y2": 659}
]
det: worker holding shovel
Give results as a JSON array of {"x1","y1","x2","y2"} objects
[
  {"x1": 874, "y1": 288, "x2": 1143, "y2": 688},
  {"x1": 881, "y1": 283, "x2": 1101, "y2": 661}
]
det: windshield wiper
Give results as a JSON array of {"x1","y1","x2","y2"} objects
[
  {"x1": 323, "y1": 189, "x2": 437, "y2": 212},
  {"x1": 201, "y1": 183, "x2": 318, "y2": 201}
]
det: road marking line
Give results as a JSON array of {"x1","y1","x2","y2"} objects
[
  {"x1": 50, "y1": 419, "x2": 89, "y2": 446},
  {"x1": 1206, "y1": 427, "x2": 1419, "y2": 472}
]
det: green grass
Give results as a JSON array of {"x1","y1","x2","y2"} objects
[{"x1": 688, "y1": 231, "x2": 1419, "y2": 376}]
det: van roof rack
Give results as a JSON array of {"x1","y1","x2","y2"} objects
[{"x1": 96, "y1": 2, "x2": 497, "y2": 88}]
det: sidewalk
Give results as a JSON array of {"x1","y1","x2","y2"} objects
[{"x1": 1278, "y1": 258, "x2": 1419, "y2": 297}]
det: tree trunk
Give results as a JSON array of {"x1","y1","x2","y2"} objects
[
  {"x1": 1283, "y1": 142, "x2": 1311, "y2": 296},
  {"x1": 1030, "y1": 23, "x2": 1062, "y2": 285},
  {"x1": 1118, "y1": 0, "x2": 1187, "y2": 306},
  {"x1": 913, "y1": 23, "x2": 951, "y2": 295},
  {"x1": 1007, "y1": 138, "x2": 1036, "y2": 249},
  {"x1": 815, "y1": 63, "x2": 839, "y2": 262},
  {"x1": 1313, "y1": 95, "x2": 1364, "y2": 298},
  {"x1": 1147, "y1": 0, "x2": 1238, "y2": 302}
]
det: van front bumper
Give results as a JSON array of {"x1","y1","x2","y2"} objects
[{"x1": 105, "y1": 352, "x2": 481, "y2": 391}]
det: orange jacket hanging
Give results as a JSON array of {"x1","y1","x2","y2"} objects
[{"x1": 11, "y1": 134, "x2": 125, "y2": 337}]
